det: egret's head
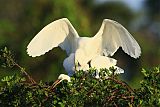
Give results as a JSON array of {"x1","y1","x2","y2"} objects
[
  {"x1": 58, "y1": 74, "x2": 71, "y2": 82},
  {"x1": 51, "y1": 74, "x2": 70, "y2": 89}
]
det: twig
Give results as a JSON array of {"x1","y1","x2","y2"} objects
[
  {"x1": 6, "y1": 55, "x2": 36, "y2": 84},
  {"x1": 76, "y1": 72, "x2": 88, "y2": 91},
  {"x1": 107, "y1": 77, "x2": 134, "y2": 93},
  {"x1": 113, "y1": 102, "x2": 118, "y2": 107},
  {"x1": 102, "y1": 77, "x2": 135, "y2": 106},
  {"x1": 14, "y1": 62, "x2": 36, "y2": 84},
  {"x1": 86, "y1": 81, "x2": 99, "y2": 96}
]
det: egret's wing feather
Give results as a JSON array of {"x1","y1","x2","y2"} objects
[
  {"x1": 95, "y1": 19, "x2": 141, "y2": 58},
  {"x1": 27, "y1": 18, "x2": 79, "y2": 57}
]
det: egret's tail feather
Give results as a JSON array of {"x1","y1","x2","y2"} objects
[{"x1": 114, "y1": 66, "x2": 124, "y2": 74}]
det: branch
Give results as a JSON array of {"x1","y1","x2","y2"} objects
[
  {"x1": 1, "y1": 47, "x2": 36, "y2": 84},
  {"x1": 13, "y1": 61, "x2": 36, "y2": 84},
  {"x1": 107, "y1": 77, "x2": 134, "y2": 93}
]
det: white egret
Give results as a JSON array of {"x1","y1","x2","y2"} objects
[
  {"x1": 90, "y1": 56, "x2": 124, "y2": 78},
  {"x1": 91, "y1": 56, "x2": 124, "y2": 74},
  {"x1": 27, "y1": 18, "x2": 141, "y2": 76},
  {"x1": 51, "y1": 74, "x2": 71, "y2": 88}
]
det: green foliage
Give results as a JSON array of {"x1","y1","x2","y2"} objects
[
  {"x1": 135, "y1": 67, "x2": 160, "y2": 106},
  {"x1": 0, "y1": 47, "x2": 160, "y2": 106},
  {"x1": 0, "y1": 47, "x2": 15, "y2": 68}
]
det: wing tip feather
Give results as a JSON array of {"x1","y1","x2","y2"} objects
[{"x1": 26, "y1": 46, "x2": 55, "y2": 57}]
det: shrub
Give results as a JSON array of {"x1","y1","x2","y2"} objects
[{"x1": 0, "y1": 47, "x2": 159, "y2": 107}]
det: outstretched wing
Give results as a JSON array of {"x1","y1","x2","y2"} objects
[
  {"x1": 94, "y1": 19, "x2": 141, "y2": 58},
  {"x1": 27, "y1": 18, "x2": 79, "y2": 57}
]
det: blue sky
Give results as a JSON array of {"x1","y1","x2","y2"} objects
[{"x1": 96, "y1": 0, "x2": 145, "y2": 11}]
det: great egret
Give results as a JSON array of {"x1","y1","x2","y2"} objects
[
  {"x1": 90, "y1": 56, "x2": 124, "y2": 74},
  {"x1": 27, "y1": 18, "x2": 141, "y2": 76},
  {"x1": 90, "y1": 55, "x2": 124, "y2": 78},
  {"x1": 51, "y1": 74, "x2": 71, "y2": 89}
]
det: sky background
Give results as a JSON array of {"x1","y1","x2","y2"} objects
[{"x1": 96, "y1": 0, "x2": 145, "y2": 11}]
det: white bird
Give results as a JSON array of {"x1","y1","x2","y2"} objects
[
  {"x1": 51, "y1": 74, "x2": 71, "y2": 88},
  {"x1": 27, "y1": 18, "x2": 141, "y2": 76},
  {"x1": 90, "y1": 55, "x2": 124, "y2": 78}
]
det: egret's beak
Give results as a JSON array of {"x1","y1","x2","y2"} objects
[{"x1": 51, "y1": 79, "x2": 61, "y2": 89}]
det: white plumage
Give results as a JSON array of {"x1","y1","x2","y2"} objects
[
  {"x1": 58, "y1": 74, "x2": 71, "y2": 82},
  {"x1": 27, "y1": 18, "x2": 141, "y2": 76},
  {"x1": 63, "y1": 53, "x2": 75, "y2": 76},
  {"x1": 90, "y1": 56, "x2": 124, "y2": 78}
]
